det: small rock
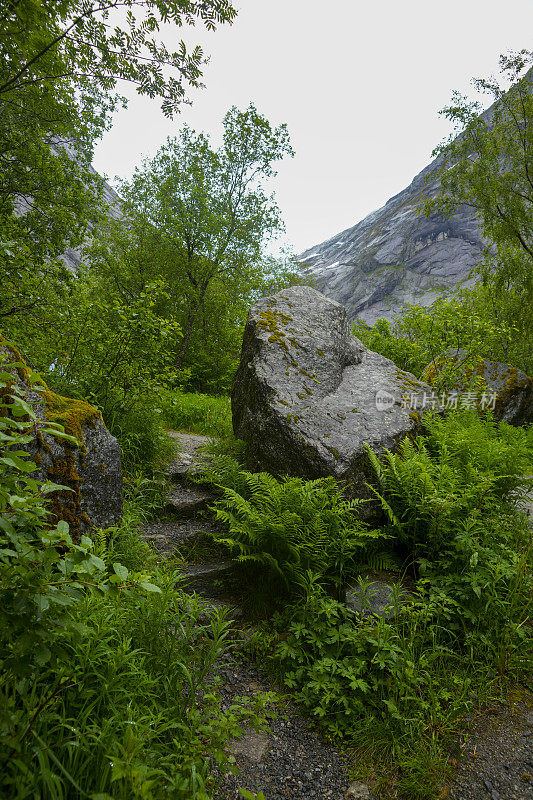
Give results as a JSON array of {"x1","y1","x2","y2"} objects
[
  {"x1": 345, "y1": 782, "x2": 371, "y2": 799},
  {"x1": 226, "y1": 727, "x2": 271, "y2": 763},
  {"x1": 166, "y1": 485, "x2": 216, "y2": 517},
  {"x1": 345, "y1": 580, "x2": 409, "y2": 619}
]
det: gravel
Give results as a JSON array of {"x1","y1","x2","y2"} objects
[
  {"x1": 450, "y1": 697, "x2": 533, "y2": 800},
  {"x1": 210, "y1": 653, "x2": 353, "y2": 800}
]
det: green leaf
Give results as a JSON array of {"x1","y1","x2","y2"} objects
[
  {"x1": 34, "y1": 644, "x2": 51, "y2": 665},
  {"x1": 113, "y1": 562, "x2": 128, "y2": 580},
  {"x1": 139, "y1": 581, "x2": 162, "y2": 593}
]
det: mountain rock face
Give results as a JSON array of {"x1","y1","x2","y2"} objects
[
  {"x1": 62, "y1": 165, "x2": 122, "y2": 271},
  {"x1": 298, "y1": 151, "x2": 485, "y2": 325},
  {"x1": 232, "y1": 285, "x2": 429, "y2": 492}
]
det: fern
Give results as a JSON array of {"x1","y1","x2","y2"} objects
[
  {"x1": 366, "y1": 409, "x2": 533, "y2": 564},
  {"x1": 212, "y1": 471, "x2": 386, "y2": 599}
]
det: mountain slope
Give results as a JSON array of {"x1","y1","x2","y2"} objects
[{"x1": 298, "y1": 146, "x2": 485, "y2": 324}]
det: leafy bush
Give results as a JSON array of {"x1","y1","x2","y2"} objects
[
  {"x1": 106, "y1": 401, "x2": 176, "y2": 474},
  {"x1": 367, "y1": 410, "x2": 532, "y2": 563},
  {"x1": 0, "y1": 355, "x2": 270, "y2": 799},
  {"x1": 212, "y1": 471, "x2": 384, "y2": 600},
  {"x1": 353, "y1": 279, "x2": 533, "y2": 380},
  {"x1": 243, "y1": 410, "x2": 532, "y2": 799}
]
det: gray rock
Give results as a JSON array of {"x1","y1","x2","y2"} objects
[
  {"x1": 1, "y1": 338, "x2": 122, "y2": 536},
  {"x1": 345, "y1": 782, "x2": 371, "y2": 799},
  {"x1": 232, "y1": 285, "x2": 430, "y2": 486},
  {"x1": 422, "y1": 349, "x2": 533, "y2": 426},
  {"x1": 345, "y1": 580, "x2": 409, "y2": 619},
  {"x1": 298, "y1": 154, "x2": 483, "y2": 325},
  {"x1": 182, "y1": 559, "x2": 233, "y2": 595},
  {"x1": 227, "y1": 727, "x2": 271, "y2": 762},
  {"x1": 166, "y1": 430, "x2": 215, "y2": 481},
  {"x1": 166, "y1": 484, "x2": 217, "y2": 517}
]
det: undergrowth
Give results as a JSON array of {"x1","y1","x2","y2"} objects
[
  {"x1": 159, "y1": 388, "x2": 233, "y2": 438},
  {"x1": 0, "y1": 360, "x2": 272, "y2": 800},
  {"x1": 208, "y1": 410, "x2": 533, "y2": 799}
]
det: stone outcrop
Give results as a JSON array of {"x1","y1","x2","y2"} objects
[
  {"x1": 232, "y1": 286, "x2": 430, "y2": 488},
  {"x1": 1, "y1": 337, "x2": 123, "y2": 535},
  {"x1": 422, "y1": 349, "x2": 533, "y2": 426}
]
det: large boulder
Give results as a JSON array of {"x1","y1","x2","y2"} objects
[
  {"x1": 232, "y1": 286, "x2": 431, "y2": 489},
  {"x1": 1, "y1": 337, "x2": 123, "y2": 536},
  {"x1": 422, "y1": 349, "x2": 533, "y2": 426}
]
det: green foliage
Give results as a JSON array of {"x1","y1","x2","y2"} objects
[
  {"x1": 0, "y1": 355, "x2": 271, "y2": 798},
  {"x1": 106, "y1": 402, "x2": 176, "y2": 475},
  {"x1": 159, "y1": 389, "x2": 233, "y2": 438},
  {"x1": 367, "y1": 410, "x2": 532, "y2": 563},
  {"x1": 1, "y1": 567, "x2": 270, "y2": 799},
  {"x1": 212, "y1": 472, "x2": 384, "y2": 600},
  {"x1": 197, "y1": 452, "x2": 250, "y2": 496},
  {"x1": 353, "y1": 280, "x2": 532, "y2": 381},
  {"x1": 4, "y1": 277, "x2": 183, "y2": 473},
  {"x1": 82, "y1": 106, "x2": 297, "y2": 392},
  {"x1": 0, "y1": 359, "x2": 109, "y2": 675},
  {"x1": 426, "y1": 51, "x2": 533, "y2": 298},
  {"x1": 0, "y1": 0, "x2": 236, "y2": 322},
  {"x1": 242, "y1": 411, "x2": 532, "y2": 799},
  {"x1": 419, "y1": 51, "x2": 533, "y2": 376}
]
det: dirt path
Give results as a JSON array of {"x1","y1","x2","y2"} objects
[{"x1": 141, "y1": 431, "x2": 532, "y2": 800}]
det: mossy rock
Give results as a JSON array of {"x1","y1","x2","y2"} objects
[
  {"x1": 422, "y1": 349, "x2": 533, "y2": 426},
  {"x1": 232, "y1": 285, "x2": 431, "y2": 495},
  {"x1": 0, "y1": 336, "x2": 123, "y2": 537}
]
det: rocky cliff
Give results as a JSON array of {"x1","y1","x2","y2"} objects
[
  {"x1": 62, "y1": 163, "x2": 122, "y2": 271},
  {"x1": 298, "y1": 151, "x2": 485, "y2": 325}
]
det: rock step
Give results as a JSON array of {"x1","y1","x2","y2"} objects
[
  {"x1": 166, "y1": 484, "x2": 217, "y2": 518},
  {"x1": 166, "y1": 430, "x2": 215, "y2": 482},
  {"x1": 181, "y1": 559, "x2": 233, "y2": 595},
  {"x1": 142, "y1": 519, "x2": 220, "y2": 551}
]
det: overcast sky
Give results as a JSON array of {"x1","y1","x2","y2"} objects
[{"x1": 93, "y1": 0, "x2": 533, "y2": 255}]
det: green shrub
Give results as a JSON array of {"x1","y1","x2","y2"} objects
[
  {"x1": 196, "y1": 452, "x2": 251, "y2": 496},
  {"x1": 353, "y1": 280, "x2": 533, "y2": 380},
  {"x1": 212, "y1": 471, "x2": 384, "y2": 600},
  {"x1": 0, "y1": 355, "x2": 271, "y2": 799},
  {"x1": 242, "y1": 410, "x2": 532, "y2": 799},
  {"x1": 106, "y1": 401, "x2": 175, "y2": 474},
  {"x1": 366, "y1": 410, "x2": 533, "y2": 564}
]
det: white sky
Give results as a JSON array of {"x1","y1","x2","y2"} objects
[{"x1": 93, "y1": 0, "x2": 533, "y2": 255}]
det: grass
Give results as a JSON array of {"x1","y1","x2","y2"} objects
[
  {"x1": 1, "y1": 486, "x2": 274, "y2": 800},
  {"x1": 159, "y1": 388, "x2": 233, "y2": 438}
]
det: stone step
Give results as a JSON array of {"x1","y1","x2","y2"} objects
[
  {"x1": 166, "y1": 484, "x2": 218, "y2": 518},
  {"x1": 142, "y1": 519, "x2": 220, "y2": 551},
  {"x1": 166, "y1": 430, "x2": 215, "y2": 483},
  {"x1": 181, "y1": 559, "x2": 234, "y2": 595}
]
